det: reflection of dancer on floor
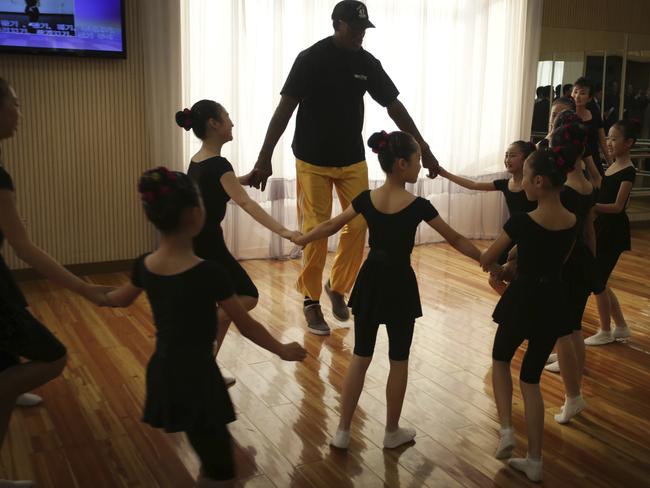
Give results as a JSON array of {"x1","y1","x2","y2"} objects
[
  {"x1": 106, "y1": 168, "x2": 306, "y2": 487},
  {"x1": 438, "y1": 140, "x2": 537, "y2": 295},
  {"x1": 480, "y1": 144, "x2": 581, "y2": 483},
  {"x1": 294, "y1": 131, "x2": 480, "y2": 450},
  {"x1": 584, "y1": 120, "x2": 638, "y2": 346},
  {"x1": 176, "y1": 101, "x2": 300, "y2": 386}
]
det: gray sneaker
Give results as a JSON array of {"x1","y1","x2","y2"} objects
[
  {"x1": 304, "y1": 303, "x2": 331, "y2": 335},
  {"x1": 324, "y1": 281, "x2": 350, "y2": 321}
]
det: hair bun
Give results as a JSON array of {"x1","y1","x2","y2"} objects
[
  {"x1": 174, "y1": 108, "x2": 193, "y2": 131},
  {"x1": 368, "y1": 130, "x2": 390, "y2": 153}
]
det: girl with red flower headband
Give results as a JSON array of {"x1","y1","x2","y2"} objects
[
  {"x1": 538, "y1": 115, "x2": 597, "y2": 426},
  {"x1": 105, "y1": 167, "x2": 306, "y2": 485},
  {"x1": 480, "y1": 142, "x2": 579, "y2": 482},
  {"x1": 175, "y1": 100, "x2": 301, "y2": 387},
  {"x1": 294, "y1": 130, "x2": 481, "y2": 451}
]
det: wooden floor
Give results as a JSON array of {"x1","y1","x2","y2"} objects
[{"x1": 2, "y1": 228, "x2": 650, "y2": 487}]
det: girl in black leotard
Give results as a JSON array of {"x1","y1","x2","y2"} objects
[
  {"x1": 584, "y1": 120, "x2": 638, "y2": 346},
  {"x1": 438, "y1": 140, "x2": 536, "y2": 295},
  {"x1": 541, "y1": 113, "x2": 598, "y2": 425},
  {"x1": 175, "y1": 101, "x2": 300, "y2": 372},
  {"x1": 0, "y1": 78, "x2": 110, "y2": 487},
  {"x1": 106, "y1": 168, "x2": 305, "y2": 485},
  {"x1": 480, "y1": 147, "x2": 579, "y2": 483},
  {"x1": 295, "y1": 130, "x2": 481, "y2": 451}
]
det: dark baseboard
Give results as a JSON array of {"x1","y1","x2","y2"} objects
[
  {"x1": 631, "y1": 220, "x2": 650, "y2": 229},
  {"x1": 13, "y1": 259, "x2": 134, "y2": 282}
]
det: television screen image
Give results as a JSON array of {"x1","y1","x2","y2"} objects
[
  {"x1": 0, "y1": 0, "x2": 125, "y2": 57},
  {"x1": 0, "y1": 0, "x2": 76, "y2": 36}
]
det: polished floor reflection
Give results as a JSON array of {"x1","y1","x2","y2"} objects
[{"x1": 2, "y1": 228, "x2": 649, "y2": 487}]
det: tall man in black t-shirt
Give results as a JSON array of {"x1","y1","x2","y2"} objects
[{"x1": 250, "y1": 0, "x2": 439, "y2": 335}]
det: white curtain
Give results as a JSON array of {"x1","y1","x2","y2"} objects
[{"x1": 180, "y1": 0, "x2": 543, "y2": 259}]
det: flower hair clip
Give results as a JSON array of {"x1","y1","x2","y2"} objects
[{"x1": 372, "y1": 130, "x2": 390, "y2": 153}]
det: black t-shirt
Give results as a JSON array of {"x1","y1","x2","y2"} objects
[
  {"x1": 282, "y1": 37, "x2": 399, "y2": 167},
  {"x1": 504, "y1": 213, "x2": 577, "y2": 281},
  {"x1": 0, "y1": 166, "x2": 28, "y2": 309},
  {"x1": 187, "y1": 156, "x2": 234, "y2": 250},
  {"x1": 352, "y1": 190, "x2": 438, "y2": 262},
  {"x1": 598, "y1": 166, "x2": 636, "y2": 208},
  {"x1": 493, "y1": 179, "x2": 537, "y2": 216},
  {"x1": 131, "y1": 256, "x2": 235, "y2": 352}
]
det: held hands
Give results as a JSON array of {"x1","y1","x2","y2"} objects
[
  {"x1": 238, "y1": 170, "x2": 254, "y2": 187},
  {"x1": 500, "y1": 261, "x2": 517, "y2": 282},
  {"x1": 280, "y1": 341, "x2": 307, "y2": 361},
  {"x1": 81, "y1": 283, "x2": 116, "y2": 307},
  {"x1": 421, "y1": 145, "x2": 440, "y2": 179},
  {"x1": 248, "y1": 156, "x2": 273, "y2": 191},
  {"x1": 291, "y1": 232, "x2": 308, "y2": 248},
  {"x1": 280, "y1": 229, "x2": 302, "y2": 242}
]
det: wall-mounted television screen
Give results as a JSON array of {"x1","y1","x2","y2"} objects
[{"x1": 0, "y1": 0, "x2": 125, "y2": 58}]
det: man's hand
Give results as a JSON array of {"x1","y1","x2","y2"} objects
[{"x1": 249, "y1": 157, "x2": 273, "y2": 191}]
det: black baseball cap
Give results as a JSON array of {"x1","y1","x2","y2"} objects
[{"x1": 331, "y1": 1, "x2": 375, "y2": 29}]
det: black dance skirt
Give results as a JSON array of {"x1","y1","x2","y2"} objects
[
  {"x1": 492, "y1": 274, "x2": 572, "y2": 338},
  {"x1": 143, "y1": 348, "x2": 235, "y2": 433},
  {"x1": 348, "y1": 250, "x2": 421, "y2": 324}
]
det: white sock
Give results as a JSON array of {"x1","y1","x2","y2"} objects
[
  {"x1": 495, "y1": 427, "x2": 516, "y2": 459},
  {"x1": 15, "y1": 393, "x2": 43, "y2": 407},
  {"x1": 546, "y1": 353, "x2": 558, "y2": 364},
  {"x1": 383, "y1": 427, "x2": 416, "y2": 448},
  {"x1": 584, "y1": 329, "x2": 614, "y2": 346},
  {"x1": 554, "y1": 395, "x2": 586, "y2": 424},
  {"x1": 508, "y1": 456, "x2": 543, "y2": 482},
  {"x1": 613, "y1": 326, "x2": 631, "y2": 339},
  {"x1": 0, "y1": 480, "x2": 35, "y2": 488},
  {"x1": 330, "y1": 428, "x2": 350, "y2": 449}
]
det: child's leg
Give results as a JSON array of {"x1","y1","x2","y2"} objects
[
  {"x1": 571, "y1": 331, "x2": 585, "y2": 380},
  {"x1": 186, "y1": 424, "x2": 235, "y2": 487},
  {"x1": 214, "y1": 295, "x2": 258, "y2": 354},
  {"x1": 556, "y1": 334, "x2": 580, "y2": 398},
  {"x1": 384, "y1": 320, "x2": 415, "y2": 431},
  {"x1": 554, "y1": 333, "x2": 586, "y2": 424},
  {"x1": 507, "y1": 336, "x2": 553, "y2": 482},
  {"x1": 515, "y1": 333, "x2": 555, "y2": 458},
  {"x1": 608, "y1": 288, "x2": 628, "y2": 329},
  {"x1": 595, "y1": 290, "x2": 612, "y2": 332},
  {"x1": 337, "y1": 354, "x2": 372, "y2": 432},
  {"x1": 519, "y1": 380, "x2": 544, "y2": 459},
  {"x1": 331, "y1": 317, "x2": 378, "y2": 448},
  {"x1": 591, "y1": 252, "x2": 621, "y2": 337},
  {"x1": 491, "y1": 323, "x2": 524, "y2": 459},
  {"x1": 383, "y1": 320, "x2": 416, "y2": 448},
  {"x1": 491, "y1": 323, "x2": 525, "y2": 428},
  {"x1": 385, "y1": 358, "x2": 408, "y2": 431},
  {"x1": 492, "y1": 360, "x2": 513, "y2": 428}
]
